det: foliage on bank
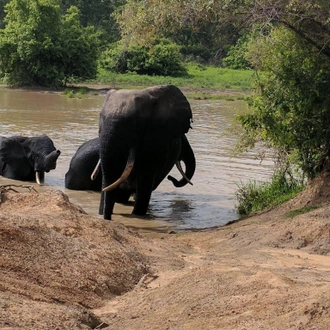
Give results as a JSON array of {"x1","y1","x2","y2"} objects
[
  {"x1": 99, "y1": 38, "x2": 187, "y2": 77},
  {"x1": 237, "y1": 27, "x2": 330, "y2": 180},
  {"x1": 97, "y1": 63, "x2": 255, "y2": 91},
  {"x1": 236, "y1": 170, "x2": 305, "y2": 216},
  {"x1": 0, "y1": 1, "x2": 99, "y2": 87}
]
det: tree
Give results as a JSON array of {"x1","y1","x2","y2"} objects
[
  {"x1": 0, "y1": 0, "x2": 99, "y2": 87},
  {"x1": 61, "y1": 0, "x2": 126, "y2": 46},
  {"x1": 0, "y1": 0, "x2": 9, "y2": 28},
  {"x1": 115, "y1": 0, "x2": 330, "y2": 62},
  {"x1": 238, "y1": 27, "x2": 330, "y2": 179},
  {"x1": 60, "y1": 6, "x2": 99, "y2": 83},
  {"x1": 240, "y1": 0, "x2": 330, "y2": 59},
  {"x1": 115, "y1": 0, "x2": 240, "y2": 63},
  {"x1": 99, "y1": 38, "x2": 187, "y2": 77}
]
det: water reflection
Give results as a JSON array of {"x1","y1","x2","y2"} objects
[{"x1": 0, "y1": 87, "x2": 274, "y2": 231}]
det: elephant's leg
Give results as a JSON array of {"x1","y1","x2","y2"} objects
[
  {"x1": 132, "y1": 147, "x2": 164, "y2": 215},
  {"x1": 132, "y1": 158, "x2": 153, "y2": 215},
  {"x1": 133, "y1": 180, "x2": 153, "y2": 215},
  {"x1": 100, "y1": 140, "x2": 131, "y2": 219},
  {"x1": 99, "y1": 191, "x2": 105, "y2": 215},
  {"x1": 99, "y1": 163, "x2": 119, "y2": 219},
  {"x1": 116, "y1": 187, "x2": 132, "y2": 204},
  {"x1": 102, "y1": 190, "x2": 117, "y2": 220}
]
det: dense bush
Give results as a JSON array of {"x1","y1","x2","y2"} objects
[
  {"x1": 222, "y1": 34, "x2": 252, "y2": 69},
  {"x1": 99, "y1": 38, "x2": 187, "y2": 77},
  {"x1": 238, "y1": 27, "x2": 330, "y2": 179},
  {"x1": 236, "y1": 170, "x2": 305, "y2": 215},
  {"x1": 0, "y1": 0, "x2": 99, "y2": 87}
]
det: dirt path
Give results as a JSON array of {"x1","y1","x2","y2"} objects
[
  {"x1": 1, "y1": 180, "x2": 330, "y2": 329},
  {"x1": 94, "y1": 210, "x2": 330, "y2": 330}
]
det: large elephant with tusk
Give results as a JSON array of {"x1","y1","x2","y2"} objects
[
  {"x1": 0, "y1": 135, "x2": 61, "y2": 184},
  {"x1": 97, "y1": 85, "x2": 196, "y2": 220}
]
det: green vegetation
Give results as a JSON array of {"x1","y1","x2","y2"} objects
[
  {"x1": 286, "y1": 206, "x2": 318, "y2": 219},
  {"x1": 63, "y1": 87, "x2": 87, "y2": 98},
  {"x1": 238, "y1": 27, "x2": 330, "y2": 180},
  {"x1": 100, "y1": 38, "x2": 187, "y2": 77},
  {"x1": 236, "y1": 171, "x2": 306, "y2": 216},
  {"x1": 97, "y1": 63, "x2": 255, "y2": 91},
  {"x1": 0, "y1": 1, "x2": 99, "y2": 87}
]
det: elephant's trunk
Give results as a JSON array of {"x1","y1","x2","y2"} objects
[
  {"x1": 44, "y1": 149, "x2": 61, "y2": 172},
  {"x1": 167, "y1": 135, "x2": 195, "y2": 188},
  {"x1": 102, "y1": 148, "x2": 135, "y2": 192},
  {"x1": 175, "y1": 161, "x2": 193, "y2": 185},
  {"x1": 34, "y1": 149, "x2": 61, "y2": 185}
]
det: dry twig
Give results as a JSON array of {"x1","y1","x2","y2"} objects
[{"x1": 0, "y1": 184, "x2": 38, "y2": 203}]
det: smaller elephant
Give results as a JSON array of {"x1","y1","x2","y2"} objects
[
  {"x1": 65, "y1": 138, "x2": 133, "y2": 203},
  {"x1": 0, "y1": 134, "x2": 61, "y2": 184},
  {"x1": 65, "y1": 138, "x2": 102, "y2": 191}
]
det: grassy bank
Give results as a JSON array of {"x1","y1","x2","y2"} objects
[
  {"x1": 2, "y1": 64, "x2": 255, "y2": 100},
  {"x1": 96, "y1": 63, "x2": 255, "y2": 91},
  {"x1": 236, "y1": 171, "x2": 306, "y2": 216}
]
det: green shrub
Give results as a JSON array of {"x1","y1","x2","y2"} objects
[
  {"x1": 236, "y1": 170, "x2": 305, "y2": 215},
  {"x1": 145, "y1": 39, "x2": 187, "y2": 76},
  {"x1": 238, "y1": 27, "x2": 330, "y2": 179},
  {"x1": 99, "y1": 38, "x2": 187, "y2": 77},
  {"x1": 223, "y1": 34, "x2": 252, "y2": 70},
  {"x1": 0, "y1": 1, "x2": 99, "y2": 87}
]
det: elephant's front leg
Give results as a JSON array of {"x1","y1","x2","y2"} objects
[
  {"x1": 100, "y1": 190, "x2": 117, "y2": 220},
  {"x1": 99, "y1": 169, "x2": 118, "y2": 220},
  {"x1": 133, "y1": 174, "x2": 154, "y2": 216}
]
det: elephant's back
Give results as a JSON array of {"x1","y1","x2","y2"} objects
[{"x1": 100, "y1": 85, "x2": 193, "y2": 136}]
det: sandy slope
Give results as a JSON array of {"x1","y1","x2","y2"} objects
[{"x1": 1, "y1": 178, "x2": 330, "y2": 329}]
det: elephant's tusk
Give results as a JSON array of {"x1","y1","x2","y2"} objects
[
  {"x1": 175, "y1": 161, "x2": 193, "y2": 186},
  {"x1": 35, "y1": 171, "x2": 41, "y2": 185},
  {"x1": 102, "y1": 150, "x2": 135, "y2": 192},
  {"x1": 91, "y1": 158, "x2": 101, "y2": 181}
]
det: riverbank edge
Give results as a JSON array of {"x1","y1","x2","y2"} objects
[{"x1": 0, "y1": 83, "x2": 251, "y2": 101}]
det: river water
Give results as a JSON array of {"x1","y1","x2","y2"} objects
[{"x1": 0, "y1": 87, "x2": 274, "y2": 231}]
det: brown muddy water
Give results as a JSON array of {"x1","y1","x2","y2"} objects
[{"x1": 0, "y1": 87, "x2": 274, "y2": 232}]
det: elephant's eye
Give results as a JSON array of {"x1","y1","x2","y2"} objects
[{"x1": 30, "y1": 152, "x2": 35, "y2": 160}]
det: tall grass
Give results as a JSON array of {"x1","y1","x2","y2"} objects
[
  {"x1": 96, "y1": 63, "x2": 256, "y2": 90},
  {"x1": 236, "y1": 171, "x2": 306, "y2": 215}
]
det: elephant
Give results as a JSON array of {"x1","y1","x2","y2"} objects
[
  {"x1": 97, "y1": 84, "x2": 196, "y2": 220},
  {"x1": 65, "y1": 135, "x2": 195, "y2": 196},
  {"x1": 65, "y1": 137, "x2": 102, "y2": 191},
  {"x1": 0, "y1": 134, "x2": 61, "y2": 184}
]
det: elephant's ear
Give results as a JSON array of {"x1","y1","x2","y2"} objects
[{"x1": 0, "y1": 137, "x2": 31, "y2": 177}]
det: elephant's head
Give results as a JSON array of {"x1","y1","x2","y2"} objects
[{"x1": 0, "y1": 135, "x2": 61, "y2": 184}]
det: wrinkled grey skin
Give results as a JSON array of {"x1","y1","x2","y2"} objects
[
  {"x1": 99, "y1": 85, "x2": 195, "y2": 220},
  {"x1": 65, "y1": 138, "x2": 102, "y2": 191},
  {"x1": 0, "y1": 135, "x2": 61, "y2": 183}
]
